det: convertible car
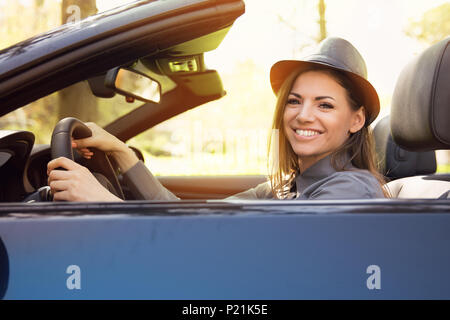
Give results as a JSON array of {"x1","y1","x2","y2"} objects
[{"x1": 0, "y1": 0, "x2": 449, "y2": 300}]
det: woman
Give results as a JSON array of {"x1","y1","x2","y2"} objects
[{"x1": 47, "y1": 37, "x2": 387, "y2": 201}]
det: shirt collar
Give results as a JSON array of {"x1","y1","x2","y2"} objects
[{"x1": 294, "y1": 153, "x2": 353, "y2": 193}]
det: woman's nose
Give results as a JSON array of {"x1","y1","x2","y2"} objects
[{"x1": 295, "y1": 103, "x2": 315, "y2": 122}]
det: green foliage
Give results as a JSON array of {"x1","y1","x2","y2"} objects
[
  {"x1": 405, "y1": 3, "x2": 450, "y2": 45},
  {"x1": 437, "y1": 164, "x2": 450, "y2": 174},
  {"x1": 0, "y1": 0, "x2": 61, "y2": 50}
]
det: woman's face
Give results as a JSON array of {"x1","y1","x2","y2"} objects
[{"x1": 283, "y1": 70, "x2": 365, "y2": 171}]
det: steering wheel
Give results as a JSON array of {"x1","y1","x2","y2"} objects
[{"x1": 50, "y1": 117, "x2": 125, "y2": 200}]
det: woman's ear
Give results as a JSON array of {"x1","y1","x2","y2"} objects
[{"x1": 349, "y1": 106, "x2": 366, "y2": 133}]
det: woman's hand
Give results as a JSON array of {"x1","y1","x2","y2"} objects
[
  {"x1": 71, "y1": 122, "x2": 139, "y2": 172},
  {"x1": 47, "y1": 157, "x2": 122, "y2": 202},
  {"x1": 72, "y1": 122, "x2": 127, "y2": 157}
]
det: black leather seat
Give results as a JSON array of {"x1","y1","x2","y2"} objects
[
  {"x1": 373, "y1": 115, "x2": 436, "y2": 180},
  {"x1": 382, "y1": 36, "x2": 450, "y2": 198}
]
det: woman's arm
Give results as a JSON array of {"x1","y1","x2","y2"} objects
[
  {"x1": 225, "y1": 181, "x2": 273, "y2": 200},
  {"x1": 121, "y1": 160, "x2": 180, "y2": 200},
  {"x1": 47, "y1": 122, "x2": 274, "y2": 201}
]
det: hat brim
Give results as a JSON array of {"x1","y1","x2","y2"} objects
[{"x1": 270, "y1": 60, "x2": 380, "y2": 124}]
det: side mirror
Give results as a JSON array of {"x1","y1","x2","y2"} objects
[{"x1": 105, "y1": 67, "x2": 161, "y2": 103}]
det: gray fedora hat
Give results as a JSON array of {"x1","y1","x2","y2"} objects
[{"x1": 270, "y1": 37, "x2": 380, "y2": 124}]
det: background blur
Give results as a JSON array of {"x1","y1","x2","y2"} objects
[{"x1": 1, "y1": 0, "x2": 449, "y2": 176}]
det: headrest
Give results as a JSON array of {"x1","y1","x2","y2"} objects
[
  {"x1": 373, "y1": 116, "x2": 436, "y2": 180},
  {"x1": 391, "y1": 37, "x2": 450, "y2": 151}
]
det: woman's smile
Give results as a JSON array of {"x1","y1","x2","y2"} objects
[{"x1": 292, "y1": 128, "x2": 324, "y2": 140}]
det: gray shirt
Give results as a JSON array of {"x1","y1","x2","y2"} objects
[
  {"x1": 227, "y1": 155, "x2": 385, "y2": 200},
  {"x1": 122, "y1": 154, "x2": 385, "y2": 200}
]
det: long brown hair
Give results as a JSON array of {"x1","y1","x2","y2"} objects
[{"x1": 267, "y1": 66, "x2": 389, "y2": 198}]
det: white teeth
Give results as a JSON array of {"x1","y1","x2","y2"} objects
[{"x1": 296, "y1": 129, "x2": 320, "y2": 137}]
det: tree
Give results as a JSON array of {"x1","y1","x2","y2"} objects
[
  {"x1": 405, "y1": 3, "x2": 450, "y2": 46},
  {"x1": 58, "y1": 0, "x2": 98, "y2": 122},
  {"x1": 318, "y1": 0, "x2": 327, "y2": 42}
]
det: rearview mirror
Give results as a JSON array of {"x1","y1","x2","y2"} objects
[{"x1": 105, "y1": 67, "x2": 161, "y2": 103}]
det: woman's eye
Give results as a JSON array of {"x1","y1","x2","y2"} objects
[
  {"x1": 287, "y1": 98, "x2": 300, "y2": 105},
  {"x1": 319, "y1": 103, "x2": 333, "y2": 109}
]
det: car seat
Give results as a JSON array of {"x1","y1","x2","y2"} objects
[
  {"x1": 383, "y1": 36, "x2": 450, "y2": 198},
  {"x1": 373, "y1": 115, "x2": 436, "y2": 180}
]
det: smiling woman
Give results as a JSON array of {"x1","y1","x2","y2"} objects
[
  {"x1": 267, "y1": 64, "x2": 386, "y2": 199},
  {"x1": 260, "y1": 37, "x2": 387, "y2": 200}
]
